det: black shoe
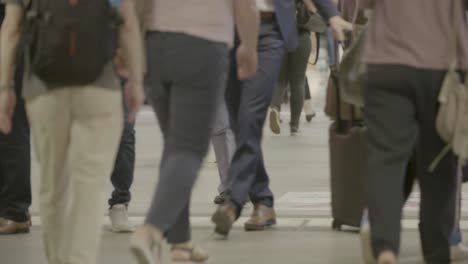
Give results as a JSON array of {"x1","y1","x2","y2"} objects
[
  {"x1": 290, "y1": 125, "x2": 299, "y2": 136},
  {"x1": 306, "y1": 113, "x2": 316, "y2": 122},
  {"x1": 214, "y1": 192, "x2": 227, "y2": 205}
]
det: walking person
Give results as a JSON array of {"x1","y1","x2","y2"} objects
[
  {"x1": 0, "y1": 1, "x2": 144, "y2": 264},
  {"x1": 0, "y1": 3, "x2": 31, "y2": 233},
  {"x1": 359, "y1": 0, "x2": 468, "y2": 263},
  {"x1": 269, "y1": 0, "x2": 323, "y2": 135},
  {"x1": 129, "y1": 0, "x2": 259, "y2": 263},
  {"x1": 211, "y1": 0, "x2": 352, "y2": 236}
]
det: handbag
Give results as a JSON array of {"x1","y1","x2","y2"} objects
[
  {"x1": 338, "y1": 0, "x2": 367, "y2": 108},
  {"x1": 430, "y1": 0, "x2": 468, "y2": 171},
  {"x1": 296, "y1": 1, "x2": 327, "y2": 33}
]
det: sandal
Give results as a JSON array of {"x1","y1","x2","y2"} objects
[
  {"x1": 171, "y1": 246, "x2": 209, "y2": 263},
  {"x1": 130, "y1": 225, "x2": 163, "y2": 264}
]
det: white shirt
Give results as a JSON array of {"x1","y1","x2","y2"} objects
[{"x1": 256, "y1": 0, "x2": 275, "y2": 12}]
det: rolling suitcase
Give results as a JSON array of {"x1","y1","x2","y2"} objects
[{"x1": 329, "y1": 67, "x2": 367, "y2": 230}]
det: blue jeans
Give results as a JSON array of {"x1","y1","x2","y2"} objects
[
  {"x1": 0, "y1": 61, "x2": 31, "y2": 222},
  {"x1": 108, "y1": 78, "x2": 136, "y2": 207}
]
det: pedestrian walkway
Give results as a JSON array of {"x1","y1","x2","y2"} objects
[
  {"x1": 5, "y1": 104, "x2": 468, "y2": 263},
  {"x1": 0, "y1": 226, "x2": 432, "y2": 264}
]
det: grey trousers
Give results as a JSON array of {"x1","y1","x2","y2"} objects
[
  {"x1": 144, "y1": 32, "x2": 229, "y2": 244},
  {"x1": 211, "y1": 99, "x2": 235, "y2": 193},
  {"x1": 271, "y1": 30, "x2": 311, "y2": 128},
  {"x1": 364, "y1": 64, "x2": 456, "y2": 263}
]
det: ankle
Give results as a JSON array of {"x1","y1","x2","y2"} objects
[
  {"x1": 137, "y1": 224, "x2": 164, "y2": 242},
  {"x1": 377, "y1": 250, "x2": 397, "y2": 264}
]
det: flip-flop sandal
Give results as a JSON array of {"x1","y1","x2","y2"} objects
[{"x1": 171, "y1": 246, "x2": 209, "y2": 263}]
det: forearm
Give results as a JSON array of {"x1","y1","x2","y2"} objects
[
  {"x1": 234, "y1": 0, "x2": 259, "y2": 49},
  {"x1": 119, "y1": 1, "x2": 144, "y2": 85},
  {"x1": 303, "y1": 0, "x2": 318, "y2": 13},
  {"x1": 312, "y1": 0, "x2": 340, "y2": 21},
  {"x1": 0, "y1": 23, "x2": 20, "y2": 89}
]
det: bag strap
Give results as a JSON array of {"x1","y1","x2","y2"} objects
[{"x1": 351, "y1": 0, "x2": 361, "y2": 25}]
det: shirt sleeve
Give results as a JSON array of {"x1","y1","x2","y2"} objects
[{"x1": 312, "y1": 0, "x2": 340, "y2": 21}]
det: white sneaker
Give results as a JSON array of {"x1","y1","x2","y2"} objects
[
  {"x1": 109, "y1": 204, "x2": 135, "y2": 233},
  {"x1": 360, "y1": 209, "x2": 376, "y2": 264},
  {"x1": 451, "y1": 243, "x2": 468, "y2": 261}
]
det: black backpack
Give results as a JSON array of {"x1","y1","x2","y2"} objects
[{"x1": 22, "y1": 0, "x2": 122, "y2": 86}]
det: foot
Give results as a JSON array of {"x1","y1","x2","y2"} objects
[
  {"x1": 305, "y1": 112, "x2": 316, "y2": 122},
  {"x1": 269, "y1": 109, "x2": 281, "y2": 134},
  {"x1": 213, "y1": 192, "x2": 227, "y2": 205},
  {"x1": 290, "y1": 125, "x2": 299, "y2": 136},
  {"x1": 130, "y1": 225, "x2": 163, "y2": 264},
  {"x1": 377, "y1": 251, "x2": 397, "y2": 264},
  {"x1": 303, "y1": 99, "x2": 316, "y2": 123},
  {"x1": 211, "y1": 203, "x2": 237, "y2": 236},
  {"x1": 451, "y1": 243, "x2": 468, "y2": 261},
  {"x1": 0, "y1": 219, "x2": 30, "y2": 235},
  {"x1": 109, "y1": 204, "x2": 135, "y2": 233},
  {"x1": 171, "y1": 242, "x2": 209, "y2": 263},
  {"x1": 244, "y1": 204, "x2": 276, "y2": 231}
]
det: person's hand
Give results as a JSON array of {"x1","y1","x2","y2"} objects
[
  {"x1": 329, "y1": 16, "x2": 353, "y2": 42},
  {"x1": 124, "y1": 82, "x2": 145, "y2": 123},
  {"x1": 0, "y1": 89, "x2": 16, "y2": 134},
  {"x1": 236, "y1": 43, "x2": 258, "y2": 80}
]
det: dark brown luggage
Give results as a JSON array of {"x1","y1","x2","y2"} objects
[{"x1": 329, "y1": 67, "x2": 367, "y2": 230}]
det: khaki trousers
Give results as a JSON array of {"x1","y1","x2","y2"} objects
[{"x1": 26, "y1": 86, "x2": 123, "y2": 264}]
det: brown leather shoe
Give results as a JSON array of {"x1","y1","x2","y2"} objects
[
  {"x1": 0, "y1": 219, "x2": 30, "y2": 235},
  {"x1": 244, "y1": 204, "x2": 276, "y2": 231},
  {"x1": 211, "y1": 204, "x2": 237, "y2": 236}
]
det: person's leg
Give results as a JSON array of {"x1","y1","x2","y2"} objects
[
  {"x1": 269, "y1": 53, "x2": 288, "y2": 134},
  {"x1": 108, "y1": 79, "x2": 136, "y2": 232},
  {"x1": 143, "y1": 32, "x2": 228, "y2": 241},
  {"x1": 0, "y1": 145, "x2": 31, "y2": 224},
  {"x1": 212, "y1": 99, "x2": 236, "y2": 196},
  {"x1": 414, "y1": 69, "x2": 456, "y2": 263},
  {"x1": 303, "y1": 77, "x2": 316, "y2": 122},
  {"x1": 363, "y1": 65, "x2": 419, "y2": 260},
  {"x1": 0, "y1": 62, "x2": 31, "y2": 229},
  {"x1": 270, "y1": 54, "x2": 289, "y2": 112},
  {"x1": 25, "y1": 89, "x2": 73, "y2": 264},
  {"x1": 304, "y1": 78, "x2": 311, "y2": 100},
  {"x1": 64, "y1": 87, "x2": 123, "y2": 264},
  {"x1": 0, "y1": 101, "x2": 31, "y2": 225},
  {"x1": 109, "y1": 82, "x2": 135, "y2": 208},
  {"x1": 288, "y1": 30, "x2": 311, "y2": 134}
]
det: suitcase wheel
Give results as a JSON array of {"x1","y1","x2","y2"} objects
[{"x1": 332, "y1": 219, "x2": 342, "y2": 231}]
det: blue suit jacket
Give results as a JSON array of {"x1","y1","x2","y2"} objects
[{"x1": 274, "y1": 0, "x2": 339, "y2": 51}]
